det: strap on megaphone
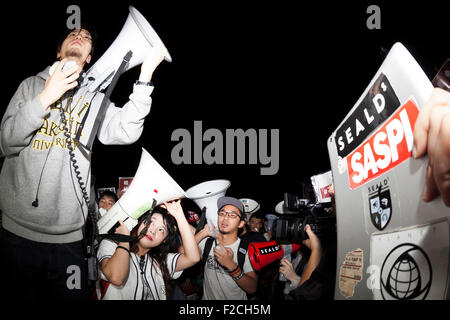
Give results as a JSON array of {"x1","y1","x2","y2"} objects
[
  {"x1": 77, "y1": 50, "x2": 133, "y2": 152},
  {"x1": 96, "y1": 198, "x2": 157, "y2": 244},
  {"x1": 97, "y1": 233, "x2": 138, "y2": 243}
]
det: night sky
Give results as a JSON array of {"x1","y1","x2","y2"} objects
[{"x1": 2, "y1": 0, "x2": 449, "y2": 215}]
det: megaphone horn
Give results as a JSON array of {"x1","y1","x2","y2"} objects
[
  {"x1": 186, "y1": 179, "x2": 231, "y2": 236},
  {"x1": 239, "y1": 198, "x2": 260, "y2": 221},
  {"x1": 84, "y1": 6, "x2": 172, "y2": 92},
  {"x1": 97, "y1": 148, "x2": 187, "y2": 234}
]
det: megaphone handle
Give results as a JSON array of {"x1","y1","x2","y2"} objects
[
  {"x1": 137, "y1": 199, "x2": 158, "y2": 238},
  {"x1": 107, "y1": 219, "x2": 126, "y2": 235},
  {"x1": 195, "y1": 207, "x2": 207, "y2": 234}
]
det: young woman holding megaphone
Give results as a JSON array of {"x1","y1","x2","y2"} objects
[{"x1": 96, "y1": 200, "x2": 200, "y2": 300}]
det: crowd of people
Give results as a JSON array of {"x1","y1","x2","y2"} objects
[
  {"x1": 0, "y1": 21, "x2": 449, "y2": 301},
  {"x1": 93, "y1": 190, "x2": 335, "y2": 300}
]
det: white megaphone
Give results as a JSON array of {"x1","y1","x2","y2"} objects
[
  {"x1": 239, "y1": 198, "x2": 260, "y2": 221},
  {"x1": 84, "y1": 6, "x2": 172, "y2": 92},
  {"x1": 186, "y1": 180, "x2": 231, "y2": 238},
  {"x1": 98, "y1": 148, "x2": 186, "y2": 234}
]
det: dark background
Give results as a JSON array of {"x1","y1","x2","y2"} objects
[{"x1": 1, "y1": 0, "x2": 448, "y2": 214}]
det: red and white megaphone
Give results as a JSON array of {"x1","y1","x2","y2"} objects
[
  {"x1": 248, "y1": 241, "x2": 301, "y2": 271},
  {"x1": 98, "y1": 148, "x2": 187, "y2": 234}
]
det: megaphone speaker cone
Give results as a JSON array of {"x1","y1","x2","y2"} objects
[
  {"x1": 186, "y1": 180, "x2": 231, "y2": 232},
  {"x1": 128, "y1": 6, "x2": 172, "y2": 62},
  {"x1": 98, "y1": 148, "x2": 186, "y2": 234},
  {"x1": 84, "y1": 6, "x2": 172, "y2": 92}
]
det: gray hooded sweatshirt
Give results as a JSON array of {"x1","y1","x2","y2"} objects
[{"x1": 0, "y1": 66, "x2": 154, "y2": 243}]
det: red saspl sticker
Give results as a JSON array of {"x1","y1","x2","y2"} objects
[{"x1": 347, "y1": 99, "x2": 419, "y2": 190}]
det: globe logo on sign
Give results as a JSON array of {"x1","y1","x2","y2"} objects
[{"x1": 380, "y1": 243, "x2": 432, "y2": 300}]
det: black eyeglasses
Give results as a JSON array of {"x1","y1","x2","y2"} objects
[{"x1": 218, "y1": 209, "x2": 242, "y2": 219}]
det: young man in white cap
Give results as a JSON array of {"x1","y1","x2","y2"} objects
[{"x1": 195, "y1": 196, "x2": 258, "y2": 300}]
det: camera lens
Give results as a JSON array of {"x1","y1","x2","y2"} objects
[
  {"x1": 292, "y1": 219, "x2": 305, "y2": 243},
  {"x1": 275, "y1": 218, "x2": 288, "y2": 243},
  {"x1": 275, "y1": 218, "x2": 305, "y2": 244}
]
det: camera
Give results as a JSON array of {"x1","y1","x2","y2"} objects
[{"x1": 275, "y1": 192, "x2": 336, "y2": 244}]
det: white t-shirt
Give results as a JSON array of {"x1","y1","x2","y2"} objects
[
  {"x1": 97, "y1": 239, "x2": 183, "y2": 300},
  {"x1": 198, "y1": 237, "x2": 254, "y2": 300}
]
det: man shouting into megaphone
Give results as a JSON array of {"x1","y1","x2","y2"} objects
[{"x1": 0, "y1": 23, "x2": 167, "y2": 300}]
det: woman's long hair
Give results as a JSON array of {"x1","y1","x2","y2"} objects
[{"x1": 129, "y1": 206, "x2": 181, "y2": 298}]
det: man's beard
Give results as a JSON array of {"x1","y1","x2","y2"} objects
[{"x1": 65, "y1": 49, "x2": 82, "y2": 59}]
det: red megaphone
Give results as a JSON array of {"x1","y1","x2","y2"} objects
[{"x1": 248, "y1": 241, "x2": 301, "y2": 271}]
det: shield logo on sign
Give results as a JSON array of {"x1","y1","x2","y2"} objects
[{"x1": 369, "y1": 186, "x2": 392, "y2": 230}]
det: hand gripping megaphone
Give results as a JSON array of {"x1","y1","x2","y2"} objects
[
  {"x1": 97, "y1": 148, "x2": 187, "y2": 234},
  {"x1": 83, "y1": 6, "x2": 172, "y2": 92},
  {"x1": 248, "y1": 240, "x2": 301, "y2": 271},
  {"x1": 186, "y1": 179, "x2": 231, "y2": 237}
]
